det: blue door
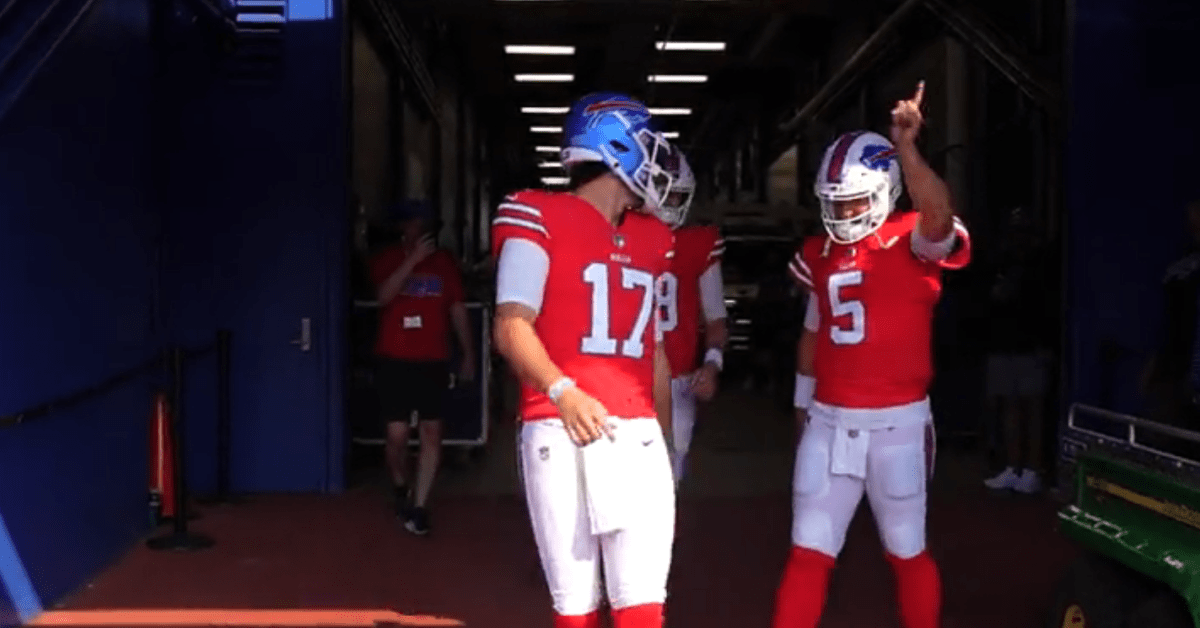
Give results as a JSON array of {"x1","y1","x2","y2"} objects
[{"x1": 160, "y1": 18, "x2": 347, "y2": 494}]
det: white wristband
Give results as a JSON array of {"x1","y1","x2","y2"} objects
[
  {"x1": 547, "y1": 377, "x2": 575, "y2": 404},
  {"x1": 794, "y1": 373, "x2": 815, "y2": 409},
  {"x1": 704, "y1": 347, "x2": 724, "y2": 371}
]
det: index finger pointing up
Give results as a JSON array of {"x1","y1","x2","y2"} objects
[{"x1": 912, "y1": 80, "x2": 925, "y2": 106}]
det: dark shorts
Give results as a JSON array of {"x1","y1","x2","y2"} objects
[{"x1": 376, "y1": 358, "x2": 450, "y2": 424}]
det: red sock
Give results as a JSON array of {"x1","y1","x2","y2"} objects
[
  {"x1": 611, "y1": 603, "x2": 663, "y2": 628},
  {"x1": 772, "y1": 546, "x2": 835, "y2": 628},
  {"x1": 555, "y1": 610, "x2": 601, "y2": 628},
  {"x1": 886, "y1": 551, "x2": 942, "y2": 628}
]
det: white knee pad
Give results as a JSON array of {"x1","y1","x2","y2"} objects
[
  {"x1": 871, "y1": 441, "x2": 927, "y2": 559},
  {"x1": 791, "y1": 433, "x2": 839, "y2": 557}
]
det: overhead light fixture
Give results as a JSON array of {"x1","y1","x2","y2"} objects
[
  {"x1": 542, "y1": 176, "x2": 569, "y2": 186},
  {"x1": 655, "y1": 41, "x2": 726, "y2": 52},
  {"x1": 515, "y1": 74, "x2": 574, "y2": 82},
  {"x1": 521, "y1": 106, "x2": 570, "y2": 114},
  {"x1": 530, "y1": 126, "x2": 563, "y2": 133},
  {"x1": 647, "y1": 74, "x2": 707, "y2": 83},
  {"x1": 648, "y1": 108, "x2": 692, "y2": 116},
  {"x1": 661, "y1": 131, "x2": 680, "y2": 139},
  {"x1": 539, "y1": 161, "x2": 563, "y2": 168},
  {"x1": 505, "y1": 45, "x2": 575, "y2": 55},
  {"x1": 534, "y1": 146, "x2": 559, "y2": 153}
]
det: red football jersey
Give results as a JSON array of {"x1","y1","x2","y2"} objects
[
  {"x1": 788, "y1": 212, "x2": 971, "y2": 408},
  {"x1": 370, "y1": 247, "x2": 465, "y2": 362},
  {"x1": 491, "y1": 190, "x2": 676, "y2": 422},
  {"x1": 661, "y1": 225, "x2": 723, "y2": 377}
]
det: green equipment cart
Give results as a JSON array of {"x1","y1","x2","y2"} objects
[{"x1": 1047, "y1": 402, "x2": 1200, "y2": 627}]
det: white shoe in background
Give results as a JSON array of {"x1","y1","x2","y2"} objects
[{"x1": 984, "y1": 466, "x2": 1020, "y2": 490}]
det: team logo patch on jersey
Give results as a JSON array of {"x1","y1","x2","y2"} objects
[
  {"x1": 860, "y1": 144, "x2": 898, "y2": 170},
  {"x1": 613, "y1": 233, "x2": 626, "y2": 248},
  {"x1": 400, "y1": 274, "x2": 444, "y2": 297}
]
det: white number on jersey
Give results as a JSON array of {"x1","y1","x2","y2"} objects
[
  {"x1": 581, "y1": 262, "x2": 657, "y2": 359},
  {"x1": 827, "y1": 270, "x2": 865, "y2": 345},
  {"x1": 656, "y1": 271, "x2": 679, "y2": 334}
]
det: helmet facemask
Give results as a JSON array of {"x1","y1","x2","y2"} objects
[{"x1": 816, "y1": 166, "x2": 893, "y2": 244}]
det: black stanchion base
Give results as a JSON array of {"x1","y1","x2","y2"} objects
[{"x1": 145, "y1": 532, "x2": 215, "y2": 551}]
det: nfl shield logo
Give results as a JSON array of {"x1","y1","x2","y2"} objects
[{"x1": 613, "y1": 233, "x2": 625, "y2": 248}]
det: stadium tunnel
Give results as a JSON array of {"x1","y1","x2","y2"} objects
[{"x1": 0, "y1": 0, "x2": 1197, "y2": 626}]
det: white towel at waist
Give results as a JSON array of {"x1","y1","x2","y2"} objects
[{"x1": 580, "y1": 417, "x2": 662, "y2": 535}]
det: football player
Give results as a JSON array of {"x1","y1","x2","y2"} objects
[
  {"x1": 644, "y1": 153, "x2": 729, "y2": 486},
  {"x1": 491, "y1": 92, "x2": 683, "y2": 628},
  {"x1": 774, "y1": 81, "x2": 971, "y2": 628}
]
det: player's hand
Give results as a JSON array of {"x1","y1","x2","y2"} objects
[
  {"x1": 690, "y1": 363, "x2": 719, "y2": 402},
  {"x1": 890, "y1": 81, "x2": 925, "y2": 146},
  {"x1": 555, "y1": 386, "x2": 615, "y2": 446},
  {"x1": 406, "y1": 233, "x2": 437, "y2": 266}
]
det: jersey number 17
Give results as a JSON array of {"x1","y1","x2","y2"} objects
[{"x1": 580, "y1": 262, "x2": 657, "y2": 359}]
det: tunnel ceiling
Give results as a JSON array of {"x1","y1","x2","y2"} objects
[
  {"x1": 399, "y1": 0, "x2": 1055, "y2": 190},
  {"x1": 401, "y1": 0, "x2": 852, "y2": 188}
]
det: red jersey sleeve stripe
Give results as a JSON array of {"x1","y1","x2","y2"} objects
[
  {"x1": 492, "y1": 216, "x2": 548, "y2": 237},
  {"x1": 709, "y1": 238, "x2": 725, "y2": 259},
  {"x1": 493, "y1": 201, "x2": 549, "y2": 237},
  {"x1": 498, "y1": 200, "x2": 543, "y2": 218},
  {"x1": 788, "y1": 253, "x2": 813, "y2": 288}
]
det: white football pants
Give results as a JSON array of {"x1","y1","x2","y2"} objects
[
  {"x1": 669, "y1": 375, "x2": 698, "y2": 485},
  {"x1": 791, "y1": 398, "x2": 937, "y2": 560},
  {"x1": 518, "y1": 418, "x2": 676, "y2": 616}
]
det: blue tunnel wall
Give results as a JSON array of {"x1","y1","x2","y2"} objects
[
  {"x1": 0, "y1": 0, "x2": 347, "y2": 623},
  {"x1": 1066, "y1": 0, "x2": 1200, "y2": 415},
  {"x1": 0, "y1": 0, "x2": 158, "y2": 623}
]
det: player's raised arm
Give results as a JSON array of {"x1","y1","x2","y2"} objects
[{"x1": 891, "y1": 81, "x2": 955, "y2": 247}]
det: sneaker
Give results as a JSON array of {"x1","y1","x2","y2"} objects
[
  {"x1": 984, "y1": 466, "x2": 1020, "y2": 490},
  {"x1": 1013, "y1": 469, "x2": 1042, "y2": 495},
  {"x1": 404, "y1": 507, "x2": 430, "y2": 536}
]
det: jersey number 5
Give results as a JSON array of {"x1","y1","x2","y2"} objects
[
  {"x1": 827, "y1": 270, "x2": 865, "y2": 345},
  {"x1": 581, "y1": 262, "x2": 657, "y2": 359}
]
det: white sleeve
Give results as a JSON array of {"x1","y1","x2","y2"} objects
[
  {"x1": 496, "y1": 238, "x2": 550, "y2": 313},
  {"x1": 803, "y1": 294, "x2": 819, "y2": 332},
  {"x1": 911, "y1": 219, "x2": 959, "y2": 262},
  {"x1": 699, "y1": 262, "x2": 727, "y2": 322}
]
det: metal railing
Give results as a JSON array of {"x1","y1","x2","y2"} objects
[{"x1": 1066, "y1": 403, "x2": 1200, "y2": 467}]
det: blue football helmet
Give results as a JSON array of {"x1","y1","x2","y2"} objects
[{"x1": 560, "y1": 92, "x2": 679, "y2": 210}]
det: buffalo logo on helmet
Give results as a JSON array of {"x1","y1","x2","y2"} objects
[
  {"x1": 584, "y1": 98, "x2": 648, "y2": 115},
  {"x1": 859, "y1": 144, "x2": 898, "y2": 171}
]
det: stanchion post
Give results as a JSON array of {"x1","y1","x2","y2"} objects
[{"x1": 147, "y1": 346, "x2": 215, "y2": 551}]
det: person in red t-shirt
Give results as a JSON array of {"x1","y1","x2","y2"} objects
[
  {"x1": 369, "y1": 199, "x2": 475, "y2": 536},
  {"x1": 774, "y1": 82, "x2": 971, "y2": 628}
]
